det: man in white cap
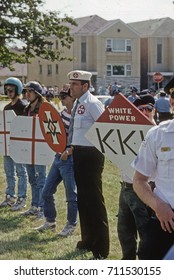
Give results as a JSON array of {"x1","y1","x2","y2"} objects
[{"x1": 67, "y1": 70, "x2": 109, "y2": 259}]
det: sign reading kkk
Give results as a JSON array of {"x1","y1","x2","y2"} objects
[{"x1": 85, "y1": 93, "x2": 154, "y2": 180}]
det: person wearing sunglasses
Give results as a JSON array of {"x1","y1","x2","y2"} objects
[
  {"x1": 132, "y1": 77, "x2": 174, "y2": 259},
  {"x1": 117, "y1": 94, "x2": 156, "y2": 260},
  {"x1": 134, "y1": 94, "x2": 156, "y2": 125},
  {"x1": 0, "y1": 77, "x2": 28, "y2": 211},
  {"x1": 35, "y1": 84, "x2": 78, "y2": 237}
]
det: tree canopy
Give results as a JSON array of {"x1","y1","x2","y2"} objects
[{"x1": 0, "y1": 0, "x2": 77, "y2": 69}]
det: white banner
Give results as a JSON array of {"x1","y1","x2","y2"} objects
[{"x1": 0, "y1": 260, "x2": 172, "y2": 280}]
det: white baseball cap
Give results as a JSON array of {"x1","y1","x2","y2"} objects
[{"x1": 67, "y1": 70, "x2": 92, "y2": 81}]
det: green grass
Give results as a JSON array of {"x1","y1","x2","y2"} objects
[{"x1": 0, "y1": 156, "x2": 122, "y2": 260}]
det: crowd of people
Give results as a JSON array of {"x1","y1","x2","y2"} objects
[{"x1": 1, "y1": 72, "x2": 174, "y2": 260}]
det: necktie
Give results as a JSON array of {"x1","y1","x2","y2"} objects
[{"x1": 67, "y1": 99, "x2": 79, "y2": 146}]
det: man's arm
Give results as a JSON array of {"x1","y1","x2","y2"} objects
[{"x1": 133, "y1": 170, "x2": 174, "y2": 233}]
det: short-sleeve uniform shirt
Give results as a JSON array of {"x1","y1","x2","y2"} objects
[
  {"x1": 132, "y1": 119, "x2": 174, "y2": 208},
  {"x1": 72, "y1": 90, "x2": 104, "y2": 146}
]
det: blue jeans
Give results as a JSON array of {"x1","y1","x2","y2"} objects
[
  {"x1": 3, "y1": 155, "x2": 28, "y2": 198},
  {"x1": 42, "y1": 154, "x2": 77, "y2": 225},
  {"x1": 26, "y1": 164, "x2": 46, "y2": 208}
]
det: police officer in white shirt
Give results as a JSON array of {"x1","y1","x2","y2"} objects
[
  {"x1": 132, "y1": 77, "x2": 174, "y2": 260},
  {"x1": 67, "y1": 70, "x2": 109, "y2": 259}
]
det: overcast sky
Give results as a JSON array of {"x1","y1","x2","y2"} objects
[{"x1": 44, "y1": 0, "x2": 174, "y2": 22}]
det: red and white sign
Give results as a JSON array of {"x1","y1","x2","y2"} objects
[
  {"x1": 39, "y1": 102, "x2": 66, "y2": 153},
  {"x1": 0, "y1": 110, "x2": 16, "y2": 156},
  {"x1": 153, "y1": 72, "x2": 164, "y2": 83},
  {"x1": 9, "y1": 116, "x2": 55, "y2": 165},
  {"x1": 85, "y1": 93, "x2": 154, "y2": 180}
]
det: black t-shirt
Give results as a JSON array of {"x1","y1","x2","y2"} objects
[{"x1": 4, "y1": 99, "x2": 26, "y2": 116}]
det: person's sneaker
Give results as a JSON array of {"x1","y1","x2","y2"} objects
[
  {"x1": 34, "y1": 221, "x2": 56, "y2": 232},
  {"x1": 58, "y1": 222, "x2": 76, "y2": 237},
  {"x1": 11, "y1": 197, "x2": 26, "y2": 211},
  {"x1": 20, "y1": 206, "x2": 38, "y2": 216},
  {"x1": 35, "y1": 209, "x2": 44, "y2": 220},
  {"x1": 0, "y1": 195, "x2": 16, "y2": 207}
]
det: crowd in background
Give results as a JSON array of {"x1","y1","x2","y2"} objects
[{"x1": 1, "y1": 74, "x2": 174, "y2": 260}]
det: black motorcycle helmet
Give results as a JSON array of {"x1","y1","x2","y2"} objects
[{"x1": 25, "y1": 81, "x2": 43, "y2": 95}]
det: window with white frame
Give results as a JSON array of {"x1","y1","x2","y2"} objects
[
  {"x1": 106, "y1": 64, "x2": 131, "y2": 76},
  {"x1": 126, "y1": 64, "x2": 131, "y2": 76},
  {"x1": 106, "y1": 40, "x2": 112, "y2": 52},
  {"x1": 47, "y1": 64, "x2": 52, "y2": 75},
  {"x1": 47, "y1": 43, "x2": 52, "y2": 50},
  {"x1": 106, "y1": 39, "x2": 132, "y2": 52}
]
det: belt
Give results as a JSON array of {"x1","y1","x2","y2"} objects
[
  {"x1": 121, "y1": 181, "x2": 133, "y2": 188},
  {"x1": 72, "y1": 145, "x2": 96, "y2": 149}
]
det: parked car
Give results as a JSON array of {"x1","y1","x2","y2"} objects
[
  {"x1": 97, "y1": 86, "x2": 109, "y2": 95},
  {"x1": 95, "y1": 95, "x2": 112, "y2": 108}
]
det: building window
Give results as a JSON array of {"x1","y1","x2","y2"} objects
[
  {"x1": 106, "y1": 65, "x2": 112, "y2": 76},
  {"x1": 106, "y1": 39, "x2": 132, "y2": 52},
  {"x1": 47, "y1": 43, "x2": 52, "y2": 50},
  {"x1": 81, "y1": 42, "x2": 86, "y2": 63},
  {"x1": 126, "y1": 64, "x2": 131, "y2": 76},
  {"x1": 113, "y1": 65, "x2": 124, "y2": 75},
  {"x1": 106, "y1": 64, "x2": 131, "y2": 76},
  {"x1": 39, "y1": 64, "x2": 42, "y2": 74},
  {"x1": 55, "y1": 40, "x2": 59, "y2": 50},
  {"x1": 157, "y1": 43, "x2": 162, "y2": 64},
  {"x1": 106, "y1": 40, "x2": 112, "y2": 52},
  {"x1": 56, "y1": 64, "x2": 59, "y2": 74},
  {"x1": 47, "y1": 64, "x2": 52, "y2": 75},
  {"x1": 126, "y1": 39, "x2": 131, "y2": 51}
]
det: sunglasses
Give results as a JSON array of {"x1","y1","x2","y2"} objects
[
  {"x1": 5, "y1": 88, "x2": 14, "y2": 94},
  {"x1": 26, "y1": 89, "x2": 35, "y2": 93},
  {"x1": 58, "y1": 94, "x2": 68, "y2": 100},
  {"x1": 137, "y1": 105, "x2": 153, "y2": 112}
]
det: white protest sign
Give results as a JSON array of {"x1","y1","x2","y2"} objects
[
  {"x1": 85, "y1": 93, "x2": 154, "y2": 180},
  {"x1": 0, "y1": 110, "x2": 16, "y2": 156},
  {"x1": 9, "y1": 116, "x2": 55, "y2": 165}
]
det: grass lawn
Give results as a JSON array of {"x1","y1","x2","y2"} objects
[{"x1": 0, "y1": 156, "x2": 122, "y2": 260}]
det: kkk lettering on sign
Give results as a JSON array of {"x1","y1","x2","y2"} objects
[{"x1": 85, "y1": 93, "x2": 153, "y2": 180}]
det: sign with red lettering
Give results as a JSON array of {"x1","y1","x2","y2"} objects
[{"x1": 85, "y1": 93, "x2": 154, "y2": 180}]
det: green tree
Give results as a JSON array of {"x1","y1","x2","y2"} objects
[{"x1": 0, "y1": 0, "x2": 77, "y2": 69}]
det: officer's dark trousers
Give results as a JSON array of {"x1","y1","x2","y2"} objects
[
  {"x1": 73, "y1": 146, "x2": 109, "y2": 258},
  {"x1": 117, "y1": 184, "x2": 150, "y2": 260},
  {"x1": 138, "y1": 213, "x2": 174, "y2": 260}
]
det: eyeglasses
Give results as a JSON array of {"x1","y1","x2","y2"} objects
[
  {"x1": 137, "y1": 105, "x2": 153, "y2": 112},
  {"x1": 5, "y1": 88, "x2": 14, "y2": 94},
  {"x1": 26, "y1": 89, "x2": 34, "y2": 93},
  {"x1": 58, "y1": 94, "x2": 68, "y2": 100}
]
